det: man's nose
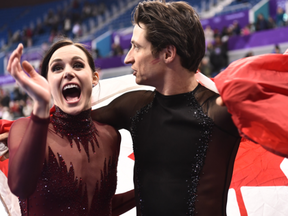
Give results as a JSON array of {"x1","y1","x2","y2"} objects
[{"x1": 124, "y1": 49, "x2": 134, "y2": 65}]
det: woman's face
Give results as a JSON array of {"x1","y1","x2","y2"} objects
[{"x1": 47, "y1": 45, "x2": 98, "y2": 115}]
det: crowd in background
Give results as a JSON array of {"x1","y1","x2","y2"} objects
[
  {"x1": 3, "y1": 1, "x2": 288, "y2": 58},
  {"x1": 4, "y1": 0, "x2": 107, "y2": 50},
  {"x1": 199, "y1": 6, "x2": 288, "y2": 77},
  {"x1": 1, "y1": 3, "x2": 288, "y2": 119},
  {"x1": 0, "y1": 87, "x2": 32, "y2": 120}
]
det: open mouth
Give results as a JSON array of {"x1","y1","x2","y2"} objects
[{"x1": 62, "y1": 84, "x2": 81, "y2": 102}]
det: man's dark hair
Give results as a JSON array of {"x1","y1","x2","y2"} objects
[{"x1": 133, "y1": 0, "x2": 205, "y2": 72}]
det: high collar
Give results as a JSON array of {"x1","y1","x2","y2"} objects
[
  {"x1": 154, "y1": 84, "x2": 200, "y2": 107},
  {"x1": 51, "y1": 106, "x2": 99, "y2": 162}
]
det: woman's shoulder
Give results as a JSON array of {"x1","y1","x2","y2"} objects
[
  {"x1": 11, "y1": 117, "x2": 30, "y2": 130},
  {"x1": 9, "y1": 117, "x2": 33, "y2": 149}
]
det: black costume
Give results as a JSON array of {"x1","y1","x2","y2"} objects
[{"x1": 92, "y1": 84, "x2": 241, "y2": 216}]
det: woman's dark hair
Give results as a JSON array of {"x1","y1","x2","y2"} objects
[
  {"x1": 41, "y1": 38, "x2": 96, "y2": 79},
  {"x1": 133, "y1": 0, "x2": 205, "y2": 72}
]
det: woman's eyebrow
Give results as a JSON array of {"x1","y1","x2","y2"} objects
[{"x1": 49, "y1": 56, "x2": 84, "y2": 66}]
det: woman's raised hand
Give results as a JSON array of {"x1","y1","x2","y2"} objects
[{"x1": 7, "y1": 44, "x2": 51, "y2": 118}]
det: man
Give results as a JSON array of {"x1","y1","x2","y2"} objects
[{"x1": 92, "y1": 1, "x2": 241, "y2": 215}]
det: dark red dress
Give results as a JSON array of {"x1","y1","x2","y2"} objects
[{"x1": 8, "y1": 106, "x2": 120, "y2": 216}]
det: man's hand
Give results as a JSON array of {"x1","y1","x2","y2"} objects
[{"x1": 216, "y1": 96, "x2": 225, "y2": 106}]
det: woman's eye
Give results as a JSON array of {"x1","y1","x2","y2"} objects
[
  {"x1": 51, "y1": 65, "x2": 63, "y2": 72},
  {"x1": 74, "y1": 62, "x2": 84, "y2": 68}
]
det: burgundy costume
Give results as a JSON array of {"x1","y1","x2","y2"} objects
[{"x1": 8, "y1": 106, "x2": 120, "y2": 216}]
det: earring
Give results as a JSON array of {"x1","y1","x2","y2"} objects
[{"x1": 92, "y1": 84, "x2": 95, "y2": 87}]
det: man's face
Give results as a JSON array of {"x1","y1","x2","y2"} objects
[{"x1": 124, "y1": 23, "x2": 166, "y2": 87}]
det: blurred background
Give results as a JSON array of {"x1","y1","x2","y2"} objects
[
  {"x1": 1, "y1": 1, "x2": 288, "y2": 215},
  {"x1": 0, "y1": 0, "x2": 288, "y2": 121}
]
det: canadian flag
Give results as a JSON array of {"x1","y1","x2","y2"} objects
[
  {"x1": 213, "y1": 52, "x2": 288, "y2": 215},
  {"x1": 228, "y1": 139, "x2": 288, "y2": 216},
  {"x1": 1, "y1": 56, "x2": 288, "y2": 215}
]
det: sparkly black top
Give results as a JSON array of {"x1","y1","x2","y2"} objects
[
  {"x1": 92, "y1": 84, "x2": 241, "y2": 216},
  {"x1": 9, "y1": 106, "x2": 120, "y2": 216}
]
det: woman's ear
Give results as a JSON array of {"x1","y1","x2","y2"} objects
[
  {"x1": 92, "y1": 71, "x2": 99, "y2": 87},
  {"x1": 164, "y1": 45, "x2": 177, "y2": 63}
]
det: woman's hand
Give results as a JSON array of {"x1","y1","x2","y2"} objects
[{"x1": 7, "y1": 44, "x2": 51, "y2": 118}]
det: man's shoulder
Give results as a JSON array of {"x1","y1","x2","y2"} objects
[
  {"x1": 194, "y1": 84, "x2": 219, "y2": 103},
  {"x1": 113, "y1": 90, "x2": 155, "y2": 105},
  {"x1": 121, "y1": 89, "x2": 155, "y2": 97}
]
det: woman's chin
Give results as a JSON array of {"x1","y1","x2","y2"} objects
[
  {"x1": 59, "y1": 104, "x2": 85, "y2": 115},
  {"x1": 67, "y1": 109, "x2": 82, "y2": 116}
]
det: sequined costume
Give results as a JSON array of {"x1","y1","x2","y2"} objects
[
  {"x1": 92, "y1": 84, "x2": 241, "y2": 216},
  {"x1": 8, "y1": 106, "x2": 120, "y2": 216}
]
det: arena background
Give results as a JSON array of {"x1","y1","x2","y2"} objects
[
  {"x1": 1, "y1": 0, "x2": 65, "y2": 8},
  {"x1": 1, "y1": 0, "x2": 288, "y2": 215}
]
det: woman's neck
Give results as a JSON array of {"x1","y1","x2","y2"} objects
[{"x1": 51, "y1": 106, "x2": 99, "y2": 162}]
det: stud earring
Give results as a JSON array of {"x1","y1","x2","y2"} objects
[{"x1": 92, "y1": 84, "x2": 95, "y2": 87}]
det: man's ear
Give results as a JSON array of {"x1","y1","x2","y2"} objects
[
  {"x1": 164, "y1": 45, "x2": 177, "y2": 63},
  {"x1": 92, "y1": 71, "x2": 99, "y2": 87}
]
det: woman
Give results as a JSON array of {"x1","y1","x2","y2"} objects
[{"x1": 6, "y1": 39, "x2": 134, "y2": 215}]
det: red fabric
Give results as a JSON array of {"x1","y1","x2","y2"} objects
[
  {"x1": 128, "y1": 153, "x2": 134, "y2": 160},
  {"x1": 214, "y1": 53, "x2": 288, "y2": 157},
  {"x1": 0, "y1": 119, "x2": 14, "y2": 133},
  {"x1": 0, "y1": 160, "x2": 9, "y2": 177},
  {"x1": 229, "y1": 138, "x2": 288, "y2": 215},
  {"x1": 0, "y1": 119, "x2": 14, "y2": 177}
]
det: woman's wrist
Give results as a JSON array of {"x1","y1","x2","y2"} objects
[{"x1": 33, "y1": 102, "x2": 50, "y2": 119}]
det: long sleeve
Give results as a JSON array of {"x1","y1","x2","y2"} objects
[
  {"x1": 112, "y1": 189, "x2": 135, "y2": 216},
  {"x1": 214, "y1": 53, "x2": 288, "y2": 157},
  {"x1": 91, "y1": 90, "x2": 155, "y2": 130},
  {"x1": 8, "y1": 114, "x2": 50, "y2": 198}
]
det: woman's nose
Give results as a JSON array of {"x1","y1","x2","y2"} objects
[{"x1": 63, "y1": 70, "x2": 75, "y2": 79}]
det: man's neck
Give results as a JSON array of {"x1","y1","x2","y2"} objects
[{"x1": 155, "y1": 70, "x2": 198, "y2": 96}]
